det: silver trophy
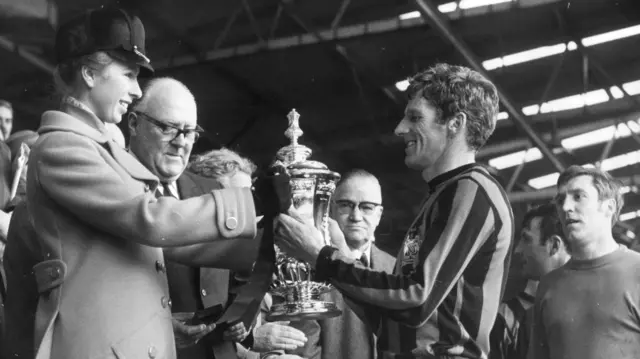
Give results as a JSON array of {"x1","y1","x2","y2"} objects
[{"x1": 267, "y1": 109, "x2": 342, "y2": 322}]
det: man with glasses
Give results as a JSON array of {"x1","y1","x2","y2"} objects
[
  {"x1": 320, "y1": 169, "x2": 395, "y2": 359},
  {"x1": 128, "y1": 77, "x2": 254, "y2": 359}
]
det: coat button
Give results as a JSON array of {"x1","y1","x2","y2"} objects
[
  {"x1": 155, "y1": 260, "x2": 166, "y2": 273},
  {"x1": 161, "y1": 296, "x2": 172, "y2": 309},
  {"x1": 201, "y1": 289, "x2": 207, "y2": 297},
  {"x1": 148, "y1": 345, "x2": 157, "y2": 358},
  {"x1": 49, "y1": 267, "x2": 60, "y2": 280},
  {"x1": 225, "y1": 217, "x2": 238, "y2": 230}
]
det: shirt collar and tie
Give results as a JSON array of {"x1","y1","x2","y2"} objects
[
  {"x1": 125, "y1": 148, "x2": 180, "y2": 200},
  {"x1": 159, "y1": 181, "x2": 180, "y2": 199},
  {"x1": 354, "y1": 241, "x2": 373, "y2": 268}
]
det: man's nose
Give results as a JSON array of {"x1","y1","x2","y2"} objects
[
  {"x1": 393, "y1": 117, "x2": 408, "y2": 136},
  {"x1": 171, "y1": 132, "x2": 189, "y2": 147},
  {"x1": 348, "y1": 207, "x2": 364, "y2": 221},
  {"x1": 560, "y1": 198, "x2": 573, "y2": 213}
]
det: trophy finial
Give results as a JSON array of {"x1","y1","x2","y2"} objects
[
  {"x1": 276, "y1": 108, "x2": 312, "y2": 165},
  {"x1": 285, "y1": 109, "x2": 302, "y2": 146}
]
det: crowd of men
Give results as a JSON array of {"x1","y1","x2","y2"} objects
[{"x1": 0, "y1": 5, "x2": 639, "y2": 359}]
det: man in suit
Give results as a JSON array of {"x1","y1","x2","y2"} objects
[
  {"x1": 128, "y1": 77, "x2": 255, "y2": 359},
  {"x1": 319, "y1": 169, "x2": 395, "y2": 359}
]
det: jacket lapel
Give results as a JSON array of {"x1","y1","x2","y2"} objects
[
  {"x1": 371, "y1": 244, "x2": 395, "y2": 273},
  {"x1": 176, "y1": 172, "x2": 201, "y2": 199}
]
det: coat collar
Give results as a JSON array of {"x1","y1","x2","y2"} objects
[
  {"x1": 39, "y1": 100, "x2": 111, "y2": 144},
  {"x1": 109, "y1": 141, "x2": 159, "y2": 183},
  {"x1": 39, "y1": 102, "x2": 159, "y2": 184}
]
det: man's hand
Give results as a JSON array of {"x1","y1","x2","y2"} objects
[
  {"x1": 274, "y1": 212, "x2": 325, "y2": 266},
  {"x1": 253, "y1": 321, "x2": 307, "y2": 352},
  {"x1": 264, "y1": 355, "x2": 304, "y2": 359},
  {"x1": 172, "y1": 312, "x2": 216, "y2": 349},
  {"x1": 223, "y1": 321, "x2": 250, "y2": 342},
  {"x1": 327, "y1": 218, "x2": 350, "y2": 255},
  {"x1": 12, "y1": 143, "x2": 29, "y2": 176}
]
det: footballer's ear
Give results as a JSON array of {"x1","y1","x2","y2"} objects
[{"x1": 547, "y1": 235, "x2": 563, "y2": 256}]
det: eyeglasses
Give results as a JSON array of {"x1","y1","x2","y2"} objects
[
  {"x1": 133, "y1": 111, "x2": 204, "y2": 143},
  {"x1": 334, "y1": 200, "x2": 381, "y2": 215}
]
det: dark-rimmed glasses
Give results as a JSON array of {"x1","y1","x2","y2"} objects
[
  {"x1": 133, "y1": 111, "x2": 204, "y2": 143},
  {"x1": 334, "y1": 200, "x2": 381, "y2": 215}
]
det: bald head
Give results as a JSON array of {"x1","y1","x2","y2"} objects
[
  {"x1": 133, "y1": 77, "x2": 197, "y2": 118},
  {"x1": 128, "y1": 77, "x2": 199, "y2": 183}
]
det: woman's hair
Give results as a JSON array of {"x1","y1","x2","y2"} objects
[
  {"x1": 52, "y1": 51, "x2": 113, "y2": 97},
  {"x1": 188, "y1": 148, "x2": 257, "y2": 180}
]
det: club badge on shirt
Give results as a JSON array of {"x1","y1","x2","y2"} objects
[{"x1": 400, "y1": 223, "x2": 423, "y2": 276}]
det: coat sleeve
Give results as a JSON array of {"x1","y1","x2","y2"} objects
[{"x1": 32, "y1": 132, "x2": 256, "y2": 247}]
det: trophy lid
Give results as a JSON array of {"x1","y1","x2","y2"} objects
[{"x1": 275, "y1": 109, "x2": 323, "y2": 169}]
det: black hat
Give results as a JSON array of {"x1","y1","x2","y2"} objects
[{"x1": 55, "y1": 7, "x2": 153, "y2": 75}]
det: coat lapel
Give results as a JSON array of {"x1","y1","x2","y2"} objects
[
  {"x1": 371, "y1": 244, "x2": 395, "y2": 273},
  {"x1": 107, "y1": 142, "x2": 159, "y2": 184}
]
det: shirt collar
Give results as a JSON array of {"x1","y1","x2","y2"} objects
[
  {"x1": 163, "y1": 181, "x2": 180, "y2": 199},
  {"x1": 427, "y1": 163, "x2": 483, "y2": 192},
  {"x1": 350, "y1": 239, "x2": 373, "y2": 263}
]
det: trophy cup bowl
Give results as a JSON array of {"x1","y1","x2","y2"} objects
[{"x1": 266, "y1": 109, "x2": 342, "y2": 322}]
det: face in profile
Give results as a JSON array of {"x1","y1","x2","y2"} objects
[
  {"x1": 394, "y1": 96, "x2": 449, "y2": 172},
  {"x1": 0, "y1": 106, "x2": 13, "y2": 140},
  {"x1": 555, "y1": 175, "x2": 614, "y2": 244},
  {"x1": 87, "y1": 57, "x2": 142, "y2": 124},
  {"x1": 515, "y1": 217, "x2": 553, "y2": 280},
  {"x1": 331, "y1": 177, "x2": 383, "y2": 249}
]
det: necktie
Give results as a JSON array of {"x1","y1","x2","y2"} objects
[
  {"x1": 159, "y1": 183, "x2": 176, "y2": 199},
  {"x1": 359, "y1": 253, "x2": 369, "y2": 268}
]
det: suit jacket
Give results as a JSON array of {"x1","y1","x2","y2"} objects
[
  {"x1": 320, "y1": 244, "x2": 395, "y2": 359},
  {"x1": 166, "y1": 171, "x2": 236, "y2": 359},
  {"x1": 26, "y1": 104, "x2": 257, "y2": 359}
]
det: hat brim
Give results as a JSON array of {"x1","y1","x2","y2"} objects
[{"x1": 108, "y1": 50, "x2": 154, "y2": 77}]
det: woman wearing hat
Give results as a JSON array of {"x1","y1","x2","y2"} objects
[{"x1": 18, "y1": 7, "x2": 275, "y2": 359}]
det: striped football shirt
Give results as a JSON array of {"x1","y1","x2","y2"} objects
[{"x1": 315, "y1": 163, "x2": 514, "y2": 359}]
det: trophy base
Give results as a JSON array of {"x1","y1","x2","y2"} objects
[
  {"x1": 267, "y1": 281, "x2": 341, "y2": 321},
  {"x1": 267, "y1": 300, "x2": 341, "y2": 322}
]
